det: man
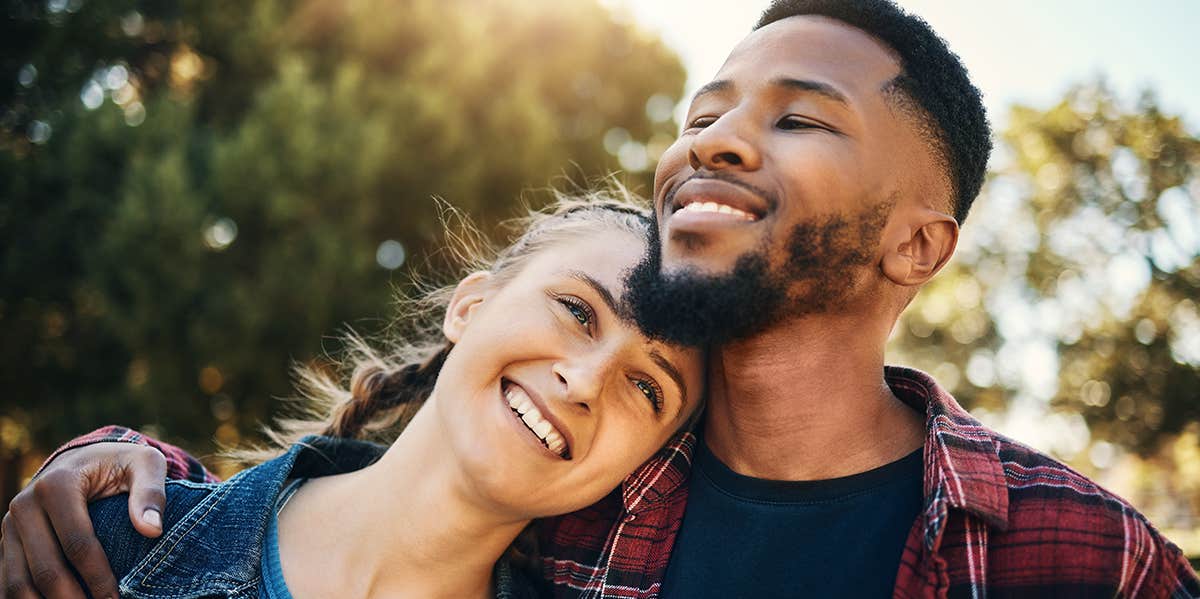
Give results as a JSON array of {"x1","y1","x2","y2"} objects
[{"x1": 4, "y1": 1, "x2": 1198, "y2": 597}]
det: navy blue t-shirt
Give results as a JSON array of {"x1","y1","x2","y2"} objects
[{"x1": 660, "y1": 439, "x2": 923, "y2": 598}]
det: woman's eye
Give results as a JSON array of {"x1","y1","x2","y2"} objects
[
  {"x1": 687, "y1": 115, "x2": 717, "y2": 129},
  {"x1": 556, "y1": 296, "x2": 594, "y2": 329},
  {"x1": 633, "y1": 378, "x2": 664, "y2": 412}
]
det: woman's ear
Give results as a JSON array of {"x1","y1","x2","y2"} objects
[
  {"x1": 443, "y1": 271, "x2": 493, "y2": 343},
  {"x1": 880, "y1": 209, "x2": 959, "y2": 287}
]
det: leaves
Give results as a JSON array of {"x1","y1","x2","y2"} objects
[
  {"x1": 0, "y1": 0, "x2": 686, "y2": 486},
  {"x1": 891, "y1": 82, "x2": 1200, "y2": 458}
]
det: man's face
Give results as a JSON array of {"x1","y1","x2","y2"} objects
[{"x1": 626, "y1": 15, "x2": 945, "y2": 345}]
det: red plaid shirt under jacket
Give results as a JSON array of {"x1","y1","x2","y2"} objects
[{"x1": 52, "y1": 367, "x2": 1199, "y2": 598}]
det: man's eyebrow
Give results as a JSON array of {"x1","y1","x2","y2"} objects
[
  {"x1": 692, "y1": 77, "x2": 849, "y2": 107},
  {"x1": 692, "y1": 79, "x2": 732, "y2": 102},
  {"x1": 648, "y1": 349, "x2": 689, "y2": 409},
  {"x1": 771, "y1": 77, "x2": 849, "y2": 105},
  {"x1": 567, "y1": 270, "x2": 621, "y2": 317}
]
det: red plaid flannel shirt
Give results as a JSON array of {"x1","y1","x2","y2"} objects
[{"x1": 51, "y1": 367, "x2": 1199, "y2": 598}]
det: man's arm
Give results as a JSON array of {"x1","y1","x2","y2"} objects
[{"x1": 2, "y1": 426, "x2": 220, "y2": 599}]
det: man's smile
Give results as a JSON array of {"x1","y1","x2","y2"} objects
[{"x1": 666, "y1": 177, "x2": 772, "y2": 233}]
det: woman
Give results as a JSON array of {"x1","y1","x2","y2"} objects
[{"x1": 80, "y1": 193, "x2": 705, "y2": 598}]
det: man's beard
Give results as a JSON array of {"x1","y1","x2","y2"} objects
[{"x1": 624, "y1": 203, "x2": 892, "y2": 347}]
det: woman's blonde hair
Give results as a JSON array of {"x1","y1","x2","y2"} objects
[{"x1": 229, "y1": 186, "x2": 654, "y2": 463}]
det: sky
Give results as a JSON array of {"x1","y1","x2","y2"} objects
[{"x1": 602, "y1": 0, "x2": 1200, "y2": 132}]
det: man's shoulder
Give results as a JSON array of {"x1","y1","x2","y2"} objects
[
  {"x1": 988, "y1": 432, "x2": 1147, "y2": 530},
  {"x1": 977, "y1": 432, "x2": 1198, "y2": 596},
  {"x1": 991, "y1": 432, "x2": 1131, "y2": 517}
]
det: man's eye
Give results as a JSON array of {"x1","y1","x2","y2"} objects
[
  {"x1": 777, "y1": 116, "x2": 821, "y2": 131},
  {"x1": 633, "y1": 378, "x2": 664, "y2": 413}
]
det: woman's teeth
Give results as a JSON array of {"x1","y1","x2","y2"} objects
[
  {"x1": 504, "y1": 383, "x2": 569, "y2": 458},
  {"x1": 678, "y1": 200, "x2": 757, "y2": 221}
]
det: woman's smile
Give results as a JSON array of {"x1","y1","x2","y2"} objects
[{"x1": 501, "y1": 377, "x2": 572, "y2": 460}]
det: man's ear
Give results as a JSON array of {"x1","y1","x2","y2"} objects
[
  {"x1": 442, "y1": 271, "x2": 493, "y2": 343},
  {"x1": 880, "y1": 209, "x2": 959, "y2": 287}
]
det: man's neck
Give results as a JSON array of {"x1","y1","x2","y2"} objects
[
  {"x1": 703, "y1": 311, "x2": 924, "y2": 481},
  {"x1": 277, "y1": 402, "x2": 527, "y2": 599}
]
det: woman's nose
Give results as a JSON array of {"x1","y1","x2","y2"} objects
[{"x1": 552, "y1": 353, "x2": 614, "y2": 412}]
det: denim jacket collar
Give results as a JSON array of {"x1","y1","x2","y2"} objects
[
  {"x1": 121, "y1": 439, "x2": 312, "y2": 598},
  {"x1": 120, "y1": 436, "x2": 535, "y2": 599}
]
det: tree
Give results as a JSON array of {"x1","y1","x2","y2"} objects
[
  {"x1": 889, "y1": 82, "x2": 1200, "y2": 531},
  {"x1": 0, "y1": 0, "x2": 686, "y2": 500}
]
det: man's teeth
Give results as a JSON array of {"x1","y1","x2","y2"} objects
[
  {"x1": 504, "y1": 384, "x2": 568, "y2": 457},
  {"x1": 679, "y1": 201, "x2": 756, "y2": 221}
]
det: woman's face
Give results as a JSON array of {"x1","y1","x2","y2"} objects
[{"x1": 432, "y1": 229, "x2": 704, "y2": 518}]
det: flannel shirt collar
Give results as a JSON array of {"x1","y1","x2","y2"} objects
[
  {"x1": 885, "y1": 366, "x2": 1010, "y2": 538},
  {"x1": 616, "y1": 366, "x2": 1011, "y2": 534},
  {"x1": 619, "y1": 429, "x2": 697, "y2": 514}
]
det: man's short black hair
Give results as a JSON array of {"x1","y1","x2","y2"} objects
[{"x1": 756, "y1": 0, "x2": 991, "y2": 223}]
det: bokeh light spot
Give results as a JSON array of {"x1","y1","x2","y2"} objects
[
  {"x1": 966, "y1": 350, "x2": 996, "y2": 388},
  {"x1": 617, "y1": 141, "x2": 648, "y2": 172},
  {"x1": 126, "y1": 358, "x2": 149, "y2": 389},
  {"x1": 1081, "y1": 379, "x2": 1111, "y2": 407},
  {"x1": 211, "y1": 395, "x2": 235, "y2": 422},
  {"x1": 104, "y1": 65, "x2": 128, "y2": 90},
  {"x1": 121, "y1": 11, "x2": 144, "y2": 36},
  {"x1": 124, "y1": 101, "x2": 146, "y2": 126},
  {"x1": 203, "y1": 218, "x2": 238, "y2": 251},
  {"x1": 645, "y1": 93, "x2": 675, "y2": 123},
  {"x1": 80, "y1": 80, "x2": 104, "y2": 110},
  {"x1": 17, "y1": 64, "x2": 37, "y2": 88},
  {"x1": 376, "y1": 240, "x2": 406, "y2": 270},
  {"x1": 1134, "y1": 318, "x2": 1157, "y2": 345},
  {"x1": 1089, "y1": 441, "x2": 1116, "y2": 469},
  {"x1": 199, "y1": 366, "x2": 224, "y2": 394},
  {"x1": 603, "y1": 127, "x2": 630, "y2": 155},
  {"x1": 26, "y1": 120, "x2": 51, "y2": 144}
]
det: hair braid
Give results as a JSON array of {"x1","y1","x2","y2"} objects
[{"x1": 324, "y1": 343, "x2": 452, "y2": 439}]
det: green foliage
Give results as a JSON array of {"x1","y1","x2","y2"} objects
[
  {"x1": 891, "y1": 82, "x2": 1200, "y2": 458},
  {"x1": 0, "y1": 0, "x2": 686, "y2": 488}
]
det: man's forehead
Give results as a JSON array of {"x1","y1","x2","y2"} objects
[{"x1": 716, "y1": 15, "x2": 901, "y2": 93}]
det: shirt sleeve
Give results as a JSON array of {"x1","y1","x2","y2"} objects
[
  {"x1": 37, "y1": 425, "x2": 221, "y2": 483},
  {"x1": 1159, "y1": 546, "x2": 1200, "y2": 598},
  {"x1": 1122, "y1": 513, "x2": 1200, "y2": 599}
]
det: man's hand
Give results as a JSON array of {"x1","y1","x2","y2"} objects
[{"x1": 1, "y1": 443, "x2": 167, "y2": 599}]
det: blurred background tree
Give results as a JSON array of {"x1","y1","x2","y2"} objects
[
  {"x1": 890, "y1": 82, "x2": 1200, "y2": 547},
  {"x1": 0, "y1": 0, "x2": 686, "y2": 498}
]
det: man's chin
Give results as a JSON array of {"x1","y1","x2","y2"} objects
[
  {"x1": 660, "y1": 243, "x2": 753, "y2": 279},
  {"x1": 625, "y1": 245, "x2": 788, "y2": 347}
]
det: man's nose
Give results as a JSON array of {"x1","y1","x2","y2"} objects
[{"x1": 687, "y1": 112, "x2": 762, "y2": 172}]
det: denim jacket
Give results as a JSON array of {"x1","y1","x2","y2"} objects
[{"x1": 89, "y1": 435, "x2": 539, "y2": 599}]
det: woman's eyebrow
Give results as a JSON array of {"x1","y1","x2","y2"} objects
[
  {"x1": 648, "y1": 349, "x2": 688, "y2": 409},
  {"x1": 566, "y1": 270, "x2": 622, "y2": 317}
]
